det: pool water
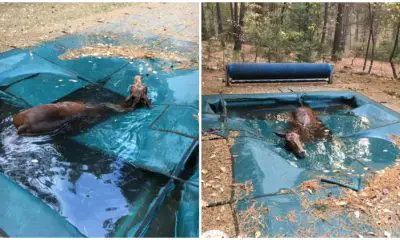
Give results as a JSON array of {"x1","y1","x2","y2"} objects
[
  {"x1": 0, "y1": 30, "x2": 199, "y2": 237},
  {"x1": 0, "y1": 98, "x2": 174, "y2": 237},
  {"x1": 202, "y1": 92, "x2": 400, "y2": 237}
]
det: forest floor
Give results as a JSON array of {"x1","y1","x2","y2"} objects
[
  {"x1": 201, "y1": 41, "x2": 400, "y2": 237},
  {"x1": 0, "y1": 3, "x2": 198, "y2": 53}
]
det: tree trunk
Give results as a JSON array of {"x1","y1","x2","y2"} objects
[
  {"x1": 355, "y1": 10, "x2": 359, "y2": 42},
  {"x1": 363, "y1": 30, "x2": 372, "y2": 70},
  {"x1": 280, "y1": 3, "x2": 287, "y2": 25},
  {"x1": 216, "y1": 3, "x2": 225, "y2": 47},
  {"x1": 321, "y1": 3, "x2": 329, "y2": 45},
  {"x1": 230, "y1": 3, "x2": 234, "y2": 23},
  {"x1": 231, "y1": 3, "x2": 238, "y2": 49},
  {"x1": 368, "y1": 4, "x2": 376, "y2": 74},
  {"x1": 341, "y1": 4, "x2": 350, "y2": 53},
  {"x1": 363, "y1": 4, "x2": 374, "y2": 71},
  {"x1": 332, "y1": 3, "x2": 345, "y2": 61},
  {"x1": 233, "y1": 3, "x2": 246, "y2": 52},
  {"x1": 202, "y1": 4, "x2": 208, "y2": 41},
  {"x1": 389, "y1": 21, "x2": 400, "y2": 79},
  {"x1": 238, "y1": 3, "x2": 246, "y2": 31},
  {"x1": 349, "y1": 24, "x2": 352, "y2": 50},
  {"x1": 368, "y1": 32, "x2": 376, "y2": 74},
  {"x1": 210, "y1": 4, "x2": 217, "y2": 38},
  {"x1": 228, "y1": 3, "x2": 234, "y2": 42}
]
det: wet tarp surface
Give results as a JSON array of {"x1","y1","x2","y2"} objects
[
  {"x1": 0, "y1": 32, "x2": 199, "y2": 237},
  {"x1": 0, "y1": 173, "x2": 84, "y2": 237},
  {"x1": 175, "y1": 168, "x2": 199, "y2": 238},
  {"x1": 202, "y1": 91, "x2": 400, "y2": 237}
]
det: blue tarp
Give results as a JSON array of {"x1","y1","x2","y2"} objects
[
  {"x1": 0, "y1": 173, "x2": 84, "y2": 237},
  {"x1": 175, "y1": 169, "x2": 199, "y2": 238},
  {"x1": 0, "y1": 32, "x2": 198, "y2": 237},
  {"x1": 202, "y1": 91, "x2": 400, "y2": 237}
]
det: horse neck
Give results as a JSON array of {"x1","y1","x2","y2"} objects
[
  {"x1": 100, "y1": 102, "x2": 130, "y2": 113},
  {"x1": 84, "y1": 103, "x2": 129, "y2": 115}
]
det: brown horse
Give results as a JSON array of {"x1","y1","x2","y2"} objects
[
  {"x1": 13, "y1": 101, "x2": 129, "y2": 136},
  {"x1": 124, "y1": 75, "x2": 152, "y2": 110},
  {"x1": 13, "y1": 75, "x2": 153, "y2": 136},
  {"x1": 275, "y1": 106, "x2": 330, "y2": 158}
]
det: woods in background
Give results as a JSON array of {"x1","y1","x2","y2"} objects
[{"x1": 202, "y1": 3, "x2": 400, "y2": 79}]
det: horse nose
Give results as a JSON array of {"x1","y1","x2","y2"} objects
[{"x1": 298, "y1": 151, "x2": 306, "y2": 159}]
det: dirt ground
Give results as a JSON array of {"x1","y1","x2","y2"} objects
[
  {"x1": 313, "y1": 159, "x2": 400, "y2": 237},
  {"x1": 0, "y1": 3, "x2": 198, "y2": 53},
  {"x1": 201, "y1": 42, "x2": 400, "y2": 237},
  {"x1": 201, "y1": 134, "x2": 232, "y2": 205}
]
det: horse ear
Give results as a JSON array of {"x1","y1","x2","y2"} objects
[{"x1": 274, "y1": 131, "x2": 286, "y2": 138}]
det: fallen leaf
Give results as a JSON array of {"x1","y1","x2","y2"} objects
[
  {"x1": 383, "y1": 209, "x2": 392, "y2": 213},
  {"x1": 336, "y1": 201, "x2": 348, "y2": 206},
  {"x1": 384, "y1": 231, "x2": 391, "y2": 238},
  {"x1": 383, "y1": 188, "x2": 390, "y2": 195}
]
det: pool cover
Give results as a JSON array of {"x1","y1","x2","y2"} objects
[
  {"x1": 227, "y1": 63, "x2": 333, "y2": 82},
  {"x1": 202, "y1": 91, "x2": 400, "y2": 237},
  {"x1": 0, "y1": 33, "x2": 199, "y2": 237}
]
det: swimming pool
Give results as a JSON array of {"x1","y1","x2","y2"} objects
[
  {"x1": 0, "y1": 33, "x2": 199, "y2": 237},
  {"x1": 202, "y1": 91, "x2": 400, "y2": 237}
]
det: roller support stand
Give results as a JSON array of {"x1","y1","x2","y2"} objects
[
  {"x1": 225, "y1": 66, "x2": 230, "y2": 87},
  {"x1": 328, "y1": 72, "x2": 334, "y2": 84}
]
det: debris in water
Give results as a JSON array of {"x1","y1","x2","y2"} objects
[
  {"x1": 300, "y1": 180, "x2": 322, "y2": 192},
  {"x1": 237, "y1": 201, "x2": 268, "y2": 237},
  {"x1": 58, "y1": 44, "x2": 197, "y2": 70}
]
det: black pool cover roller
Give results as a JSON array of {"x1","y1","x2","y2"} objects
[{"x1": 226, "y1": 63, "x2": 334, "y2": 84}]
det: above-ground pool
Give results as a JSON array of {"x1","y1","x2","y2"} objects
[
  {"x1": 0, "y1": 33, "x2": 199, "y2": 237},
  {"x1": 202, "y1": 91, "x2": 400, "y2": 237}
]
